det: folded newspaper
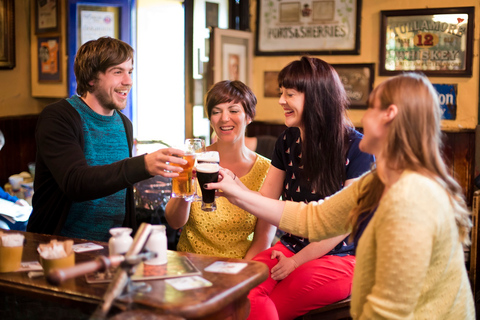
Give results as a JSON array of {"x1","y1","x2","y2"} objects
[{"x1": 0, "y1": 198, "x2": 32, "y2": 223}]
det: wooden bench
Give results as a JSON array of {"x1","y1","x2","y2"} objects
[
  {"x1": 0, "y1": 114, "x2": 38, "y2": 186},
  {"x1": 294, "y1": 297, "x2": 352, "y2": 320}
]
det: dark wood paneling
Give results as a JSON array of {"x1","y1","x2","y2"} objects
[
  {"x1": 0, "y1": 115, "x2": 38, "y2": 186},
  {"x1": 0, "y1": 117, "x2": 475, "y2": 206},
  {"x1": 247, "y1": 121, "x2": 286, "y2": 138},
  {"x1": 443, "y1": 131, "x2": 476, "y2": 206},
  {"x1": 248, "y1": 122, "x2": 475, "y2": 206}
]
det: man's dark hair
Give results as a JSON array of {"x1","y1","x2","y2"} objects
[{"x1": 74, "y1": 37, "x2": 134, "y2": 96}]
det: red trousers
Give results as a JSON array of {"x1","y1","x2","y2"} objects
[{"x1": 247, "y1": 242, "x2": 355, "y2": 320}]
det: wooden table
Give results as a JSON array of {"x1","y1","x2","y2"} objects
[{"x1": 0, "y1": 231, "x2": 268, "y2": 320}]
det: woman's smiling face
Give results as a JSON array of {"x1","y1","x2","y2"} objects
[
  {"x1": 279, "y1": 87, "x2": 305, "y2": 129},
  {"x1": 209, "y1": 101, "x2": 249, "y2": 143}
]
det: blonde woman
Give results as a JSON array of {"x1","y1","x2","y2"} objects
[{"x1": 207, "y1": 73, "x2": 475, "y2": 319}]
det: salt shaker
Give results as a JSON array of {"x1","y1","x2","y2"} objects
[
  {"x1": 108, "y1": 227, "x2": 133, "y2": 255},
  {"x1": 144, "y1": 225, "x2": 168, "y2": 265}
]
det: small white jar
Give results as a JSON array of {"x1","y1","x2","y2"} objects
[
  {"x1": 144, "y1": 225, "x2": 168, "y2": 265},
  {"x1": 108, "y1": 227, "x2": 133, "y2": 255}
]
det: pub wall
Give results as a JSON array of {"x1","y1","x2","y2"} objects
[
  {"x1": 250, "y1": 0, "x2": 480, "y2": 131},
  {"x1": 0, "y1": 0, "x2": 56, "y2": 117},
  {"x1": 1, "y1": 0, "x2": 478, "y2": 131}
]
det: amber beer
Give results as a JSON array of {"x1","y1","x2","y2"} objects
[
  {"x1": 196, "y1": 163, "x2": 219, "y2": 211},
  {"x1": 171, "y1": 153, "x2": 196, "y2": 200}
]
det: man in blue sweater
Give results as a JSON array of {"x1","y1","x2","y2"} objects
[{"x1": 27, "y1": 37, "x2": 186, "y2": 241}]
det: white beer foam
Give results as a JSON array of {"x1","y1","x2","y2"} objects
[
  {"x1": 197, "y1": 151, "x2": 220, "y2": 163},
  {"x1": 196, "y1": 163, "x2": 220, "y2": 173},
  {"x1": 0, "y1": 233, "x2": 24, "y2": 247}
]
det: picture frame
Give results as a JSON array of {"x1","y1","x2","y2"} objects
[
  {"x1": 35, "y1": 0, "x2": 60, "y2": 34},
  {"x1": 255, "y1": 0, "x2": 362, "y2": 56},
  {"x1": 331, "y1": 63, "x2": 374, "y2": 109},
  {"x1": 0, "y1": 0, "x2": 15, "y2": 69},
  {"x1": 264, "y1": 71, "x2": 280, "y2": 98},
  {"x1": 208, "y1": 27, "x2": 253, "y2": 88},
  {"x1": 37, "y1": 36, "x2": 61, "y2": 82},
  {"x1": 379, "y1": 7, "x2": 474, "y2": 77},
  {"x1": 76, "y1": 4, "x2": 120, "y2": 49},
  {"x1": 67, "y1": 2, "x2": 125, "y2": 97},
  {"x1": 205, "y1": 1, "x2": 219, "y2": 28}
]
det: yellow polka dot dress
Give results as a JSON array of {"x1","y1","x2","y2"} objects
[{"x1": 177, "y1": 155, "x2": 270, "y2": 258}]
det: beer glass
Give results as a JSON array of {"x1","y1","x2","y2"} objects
[
  {"x1": 185, "y1": 138, "x2": 205, "y2": 153},
  {"x1": 196, "y1": 162, "x2": 219, "y2": 211},
  {"x1": 185, "y1": 138, "x2": 205, "y2": 201},
  {"x1": 171, "y1": 145, "x2": 196, "y2": 201}
]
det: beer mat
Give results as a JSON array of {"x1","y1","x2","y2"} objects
[
  {"x1": 18, "y1": 261, "x2": 43, "y2": 272},
  {"x1": 85, "y1": 255, "x2": 201, "y2": 284},
  {"x1": 204, "y1": 261, "x2": 248, "y2": 274},
  {"x1": 165, "y1": 276, "x2": 212, "y2": 291},
  {"x1": 72, "y1": 242, "x2": 104, "y2": 253}
]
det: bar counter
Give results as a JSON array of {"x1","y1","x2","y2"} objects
[{"x1": 0, "y1": 230, "x2": 269, "y2": 319}]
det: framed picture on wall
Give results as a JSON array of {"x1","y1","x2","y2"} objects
[
  {"x1": 255, "y1": 0, "x2": 362, "y2": 56},
  {"x1": 331, "y1": 63, "x2": 374, "y2": 109},
  {"x1": 205, "y1": 1, "x2": 218, "y2": 28},
  {"x1": 0, "y1": 0, "x2": 15, "y2": 69},
  {"x1": 264, "y1": 71, "x2": 280, "y2": 98},
  {"x1": 37, "y1": 36, "x2": 61, "y2": 82},
  {"x1": 208, "y1": 27, "x2": 253, "y2": 89},
  {"x1": 35, "y1": 0, "x2": 60, "y2": 34},
  {"x1": 76, "y1": 5, "x2": 120, "y2": 48},
  {"x1": 379, "y1": 7, "x2": 474, "y2": 77}
]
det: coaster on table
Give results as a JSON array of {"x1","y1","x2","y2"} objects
[{"x1": 204, "y1": 261, "x2": 247, "y2": 274}]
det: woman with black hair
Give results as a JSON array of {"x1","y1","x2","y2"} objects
[{"x1": 239, "y1": 57, "x2": 374, "y2": 319}]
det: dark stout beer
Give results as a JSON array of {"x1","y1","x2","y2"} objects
[{"x1": 196, "y1": 163, "x2": 219, "y2": 211}]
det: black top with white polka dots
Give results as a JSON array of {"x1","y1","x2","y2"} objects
[{"x1": 271, "y1": 127, "x2": 374, "y2": 256}]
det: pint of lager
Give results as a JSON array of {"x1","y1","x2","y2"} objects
[
  {"x1": 196, "y1": 162, "x2": 219, "y2": 211},
  {"x1": 185, "y1": 138, "x2": 206, "y2": 201},
  {"x1": 171, "y1": 153, "x2": 196, "y2": 200}
]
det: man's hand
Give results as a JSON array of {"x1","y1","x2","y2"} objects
[
  {"x1": 144, "y1": 147, "x2": 187, "y2": 177},
  {"x1": 270, "y1": 250, "x2": 299, "y2": 281}
]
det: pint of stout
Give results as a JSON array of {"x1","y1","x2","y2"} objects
[
  {"x1": 171, "y1": 153, "x2": 196, "y2": 200},
  {"x1": 196, "y1": 162, "x2": 220, "y2": 211}
]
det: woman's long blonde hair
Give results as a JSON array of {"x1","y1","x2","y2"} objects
[{"x1": 348, "y1": 73, "x2": 471, "y2": 245}]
